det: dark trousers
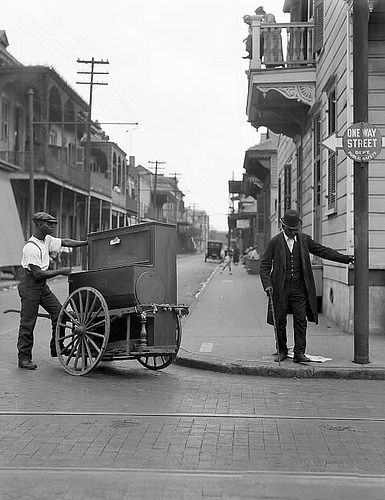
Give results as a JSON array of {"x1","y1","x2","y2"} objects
[
  {"x1": 275, "y1": 279, "x2": 307, "y2": 357},
  {"x1": 17, "y1": 273, "x2": 62, "y2": 361}
]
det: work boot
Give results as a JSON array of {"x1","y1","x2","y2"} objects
[{"x1": 18, "y1": 359, "x2": 37, "y2": 370}]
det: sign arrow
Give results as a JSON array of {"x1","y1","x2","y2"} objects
[
  {"x1": 321, "y1": 133, "x2": 343, "y2": 152},
  {"x1": 322, "y1": 129, "x2": 385, "y2": 154}
]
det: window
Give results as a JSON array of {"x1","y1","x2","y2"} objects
[
  {"x1": 284, "y1": 164, "x2": 291, "y2": 212},
  {"x1": 1, "y1": 99, "x2": 10, "y2": 143},
  {"x1": 278, "y1": 178, "x2": 282, "y2": 221},
  {"x1": 49, "y1": 130, "x2": 58, "y2": 146},
  {"x1": 327, "y1": 89, "x2": 337, "y2": 212}
]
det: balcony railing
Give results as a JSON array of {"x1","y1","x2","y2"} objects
[
  {"x1": 0, "y1": 149, "x2": 43, "y2": 168},
  {"x1": 126, "y1": 195, "x2": 138, "y2": 213},
  {"x1": 0, "y1": 148, "x2": 89, "y2": 187},
  {"x1": 246, "y1": 21, "x2": 315, "y2": 69},
  {"x1": 90, "y1": 171, "x2": 111, "y2": 195}
]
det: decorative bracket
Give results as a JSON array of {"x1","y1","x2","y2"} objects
[{"x1": 256, "y1": 84, "x2": 315, "y2": 106}]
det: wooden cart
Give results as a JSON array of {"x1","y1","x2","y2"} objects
[{"x1": 55, "y1": 222, "x2": 188, "y2": 376}]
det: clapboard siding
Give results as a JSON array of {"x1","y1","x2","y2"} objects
[
  {"x1": 314, "y1": 1, "x2": 350, "y2": 262},
  {"x1": 369, "y1": 34, "x2": 385, "y2": 267}
]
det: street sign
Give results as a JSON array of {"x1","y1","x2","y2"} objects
[
  {"x1": 342, "y1": 122, "x2": 382, "y2": 162},
  {"x1": 236, "y1": 219, "x2": 250, "y2": 229},
  {"x1": 322, "y1": 122, "x2": 384, "y2": 161}
]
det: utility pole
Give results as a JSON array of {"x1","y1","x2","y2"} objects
[
  {"x1": 148, "y1": 160, "x2": 165, "y2": 221},
  {"x1": 28, "y1": 89, "x2": 34, "y2": 224},
  {"x1": 137, "y1": 172, "x2": 141, "y2": 223},
  {"x1": 353, "y1": 0, "x2": 369, "y2": 364},
  {"x1": 77, "y1": 57, "x2": 109, "y2": 234}
]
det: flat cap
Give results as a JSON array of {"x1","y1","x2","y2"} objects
[{"x1": 32, "y1": 211, "x2": 58, "y2": 223}]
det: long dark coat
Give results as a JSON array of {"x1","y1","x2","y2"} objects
[{"x1": 260, "y1": 232, "x2": 351, "y2": 325}]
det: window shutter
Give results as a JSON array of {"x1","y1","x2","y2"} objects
[
  {"x1": 314, "y1": 0, "x2": 324, "y2": 53},
  {"x1": 76, "y1": 147, "x2": 84, "y2": 166},
  {"x1": 327, "y1": 151, "x2": 336, "y2": 211}
]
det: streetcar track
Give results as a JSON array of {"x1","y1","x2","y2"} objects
[
  {"x1": 0, "y1": 466, "x2": 384, "y2": 480},
  {"x1": 0, "y1": 411, "x2": 384, "y2": 422}
]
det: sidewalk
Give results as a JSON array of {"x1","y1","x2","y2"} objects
[{"x1": 177, "y1": 263, "x2": 385, "y2": 379}]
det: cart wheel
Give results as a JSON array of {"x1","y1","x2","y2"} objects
[
  {"x1": 55, "y1": 286, "x2": 110, "y2": 376},
  {"x1": 137, "y1": 315, "x2": 181, "y2": 370}
]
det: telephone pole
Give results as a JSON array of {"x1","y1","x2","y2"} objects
[
  {"x1": 77, "y1": 57, "x2": 109, "y2": 233},
  {"x1": 28, "y1": 89, "x2": 34, "y2": 224},
  {"x1": 148, "y1": 160, "x2": 165, "y2": 221},
  {"x1": 353, "y1": 0, "x2": 369, "y2": 363}
]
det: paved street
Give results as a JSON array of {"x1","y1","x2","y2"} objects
[{"x1": 0, "y1": 255, "x2": 385, "y2": 499}]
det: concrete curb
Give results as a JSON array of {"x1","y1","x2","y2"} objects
[
  {"x1": 181, "y1": 265, "x2": 219, "y2": 323},
  {"x1": 175, "y1": 350, "x2": 385, "y2": 380}
]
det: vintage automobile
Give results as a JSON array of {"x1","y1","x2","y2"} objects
[{"x1": 204, "y1": 240, "x2": 223, "y2": 262}]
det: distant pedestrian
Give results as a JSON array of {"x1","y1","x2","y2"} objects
[
  {"x1": 260, "y1": 210, "x2": 354, "y2": 364},
  {"x1": 232, "y1": 245, "x2": 240, "y2": 266},
  {"x1": 248, "y1": 245, "x2": 260, "y2": 261},
  {"x1": 17, "y1": 212, "x2": 88, "y2": 370},
  {"x1": 220, "y1": 251, "x2": 232, "y2": 275}
]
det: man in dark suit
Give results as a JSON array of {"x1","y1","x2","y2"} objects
[{"x1": 260, "y1": 210, "x2": 354, "y2": 363}]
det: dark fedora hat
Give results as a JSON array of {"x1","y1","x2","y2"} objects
[
  {"x1": 281, "y1": 209, "x2": 302, "y2": 230},
  {"x1": 255, "y1": 6, "x2": 266, "y2": 15},
  {"x1": 32, "y1": 211, "x2": 58, "y2": 223}
]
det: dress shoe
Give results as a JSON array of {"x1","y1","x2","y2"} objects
[
  {"x1": 18, "y1": 360, "x2": 37, "y2": 370},
  {"x1": 293, "y1": 354, "x2": 312, "y2": 363},
  {"x1": 274, "y1": 351, "x2": 288, "y2": 362}
]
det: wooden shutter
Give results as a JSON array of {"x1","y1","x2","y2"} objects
[
  {"x1": 327, "y1": 151, "x2": 336, "y2": 211},
  {"x1": 76, "y1": 146, "x2": 84, "y2": 166},
  {"x1": 284, "y1": 164, "x2": 292, "y2": 212},
  {"x1": 314, "y1": 0, "x2": 324, "y2": 53}
]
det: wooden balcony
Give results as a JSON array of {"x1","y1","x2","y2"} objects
[
  {"x1": 90, "y1": 171, "x2": 111, "y2": 197},
  {"x1": 126, "y1": 195, "x2": 138, "y2": 213},
  {"x1": 245, "y1": 18, "x2": 316, "y2": 138},
  {"x1": 0, "y1": 147, "x2": 90, "y2": 188}
]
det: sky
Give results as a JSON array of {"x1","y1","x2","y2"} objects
[{"x1": 1, "y1": 0, "x2": 289, "y2": 231}]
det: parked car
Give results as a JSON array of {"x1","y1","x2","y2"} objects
[{"x1": 205, "y1": 241, "x2": 223, "y2": 262}]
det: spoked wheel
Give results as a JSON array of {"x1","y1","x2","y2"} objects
[
  {"x1": 55, "y1": 286, "x2": 110, "y2": 376},
  {"x1": 137, "y1": 315, "x2": 181, "y2": 371}
]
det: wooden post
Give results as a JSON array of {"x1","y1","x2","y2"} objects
[{"x1": 353, "y1": 0, "x2": 369, "y2": 364}]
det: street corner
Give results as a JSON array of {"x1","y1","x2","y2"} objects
[
  {"x1": 175, "y1": 348, "x2": 312, "y2": 378},
  {"x1": 175, "y1": 348, "x2": 385, "y2": 380}
]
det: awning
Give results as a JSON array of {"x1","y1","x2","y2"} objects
[{"x1": 0, "y1": 169, "x2": 25, "y2": 267}]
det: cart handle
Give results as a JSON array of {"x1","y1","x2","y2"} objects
[{"x1": 3, "y1": 309, "x2": 51, "y2": 319}]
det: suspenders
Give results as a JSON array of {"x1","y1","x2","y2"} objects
[{"x1": 25, "y1": 240, "x2": 43, "y2": 259}]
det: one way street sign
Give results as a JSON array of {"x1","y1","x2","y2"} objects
[{"x1": 322, "y1": 122, "x2": 384, "y2": 162}]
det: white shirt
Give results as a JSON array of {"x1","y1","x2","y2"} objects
[
  {"x1": 283, "y1": 233, "x2": 297, "y2": 254},
  {"x1": 21, "y1": 235, "x2": 62, "y2": 271}
]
